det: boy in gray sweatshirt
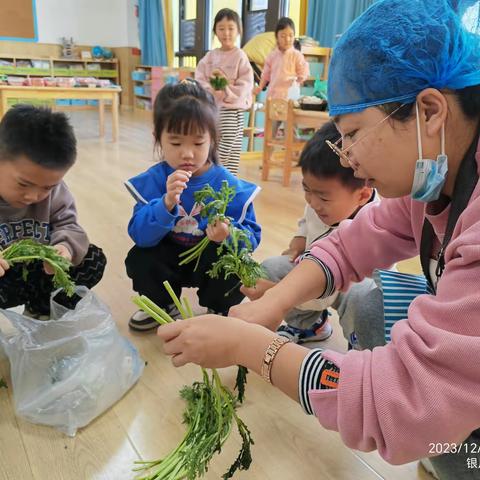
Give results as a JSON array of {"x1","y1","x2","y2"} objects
[{"x1": 0, "y1": 105, "x2": 106, "y2": 318}]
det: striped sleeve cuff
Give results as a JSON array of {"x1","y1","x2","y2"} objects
[
  {"x1": 298, "y1": 253, "x2": 336, "y2": 298},
  {"x1": 299, "y1": 349, "x2": 341, "y2": 415},
  {"x1": 299, "y1": 349, "x2": 325, "y2": 415}
]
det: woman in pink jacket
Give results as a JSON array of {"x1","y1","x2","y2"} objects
[
  {"x1": 158, "y1": 0, "x2": 480, "y2": 478},
  {"x1": 195, "y1": 8, "x2": 253, "y2": 176}
]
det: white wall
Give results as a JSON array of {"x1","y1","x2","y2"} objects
[
  {"x1": 127, "y1": 0, "x2": 140, "y2": 48},
  {"x1": 35, "y1": 0, "x2": 139, "y2": 47}
]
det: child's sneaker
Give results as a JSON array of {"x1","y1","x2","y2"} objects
[
  {"x1": 277, "y1": 311, "x2": 333, "y2": 344},
  {"x1": 23, "y1": 308, "x2": 50, "y2": 321},
  {"x1": 129, "y1": 303, "x2": 182, "y2": 331}
]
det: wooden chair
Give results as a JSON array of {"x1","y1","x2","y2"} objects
[
  {"x1": 243, "y1": 95, "x2": 256, "y2": 152},
  {"x1": 262, "y1": 98, "x2": 306, "y2": 186}
]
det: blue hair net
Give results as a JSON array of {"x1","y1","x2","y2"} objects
[{"x1": 327, "y1": 0, "x2": 480, "y2": 116}]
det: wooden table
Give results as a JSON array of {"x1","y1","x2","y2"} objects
[
  {"x1": 292, "y1": 107, "x2": 330, "y2": 128},
  {"x1": 0, "y1": 86, "x2": 122, "y2": 142}
]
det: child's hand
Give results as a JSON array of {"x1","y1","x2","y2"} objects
[
  {"x1": 240, "y1": 278, "x2": 276, "y2": 300},
  {"x1": 281, "y1": 236, "x2": 306, "y2": 262},
  {"x1": 212, "y1": 68, "x2": 226, "y2": 79},
  {"x1": 44, "y1": 244, "x2": 72, "y2": 275},
  {"x1": 165, "y1": 170, "x2": 191, "y2": 211},
  {"x1": 206, "y1": 219, "x2": 230, "y2": 243},
  {"x1": 0, "y1": 257, "x2": 10, "y2": 278},
  {"x1": 252, "y1": 86, "x2": 262, "y2": 96}
]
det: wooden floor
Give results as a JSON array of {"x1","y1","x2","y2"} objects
[{"x1": 0, "y1": 110, "x2": 428, "y2": 480}]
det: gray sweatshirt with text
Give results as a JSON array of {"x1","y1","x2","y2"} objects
[{"x1": 0, "y1": 181, "x2": 89, "y2": 265}]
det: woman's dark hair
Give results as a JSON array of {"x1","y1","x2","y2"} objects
[
  {"x1": 275, "y1": 17, "x2": 296, "y2": 36},
  {"x1": 213, "y1": 8, "x2": 242, "y2": 36},
  {"x1": 299, "y1": 121, "x2": 365, "y2": 190},
  {"x1": 379, "y1": 85, "x2": 480, "y2": 121},
  {"x1": 153, "y1": 79, "x2": 219, "y2": 164}
]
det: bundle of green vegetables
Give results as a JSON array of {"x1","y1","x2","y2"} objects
[
  {"x1": 178, "y1": 181, "x2": 236, "y2": 271},
  {"x1": 208, "y1": 226, "x2": 266, "y2": 291},
  {"x1": 0, "y1": 239, "x2": 76, "y2": 388},
  {"x1": 132, "y1": 281, "x2": 253, "y2": 480},
  {"x1": 210, "y1": 75, "x2": 229, "y2": 91},
  {"x1": 0, "y1": 239, "x2": 75, "y2": 296},
  {"x1": 178, "y1": 181, "x2": 266, "y2": 404}
]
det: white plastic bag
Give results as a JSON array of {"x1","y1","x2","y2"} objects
[
  {"x1": 287, "y1": 79, "x2": 301, "y2": 101},
  {"x1": 0, "y1": 287, "x2": 144, "y2": 436}
]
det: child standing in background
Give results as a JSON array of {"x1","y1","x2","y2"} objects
[
  {"x1": 253, "y1": 17, "x2": 309, "y2": 100},
  {"x1": 125, "y1": 80, "x2": 261, "y2": 332},
  {"x1": 195, "y1": 8, "x2": 253, "y2": 176}
]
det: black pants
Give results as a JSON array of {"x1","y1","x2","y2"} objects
[
  {"x1": 125, "y1": 237, "x2": 244, "y2": 314},
  {"x1": 0, "y1": 244, "x2": 106, "y2": 315}
]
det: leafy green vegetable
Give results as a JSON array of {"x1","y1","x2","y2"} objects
[
  {"x1": 131, "y1": 282, "x2": 254, "y2": 480},
  {"x1": 0, "y1": 239, "x2": 75, "y2": 296},
  {"x1": 210, "y1": 75, "x2": 229, "y2": 91},
  {"x1": 234, "y1": 366, "x2": 248, "y2": 404},
  {"x1": 179, "y1": 183, "x2": 262, "y2": 407},
  {"x1": 208, "y1": 226, "x2": 266, "y2": 290},
  {"x1": 205, "y1": 226, "x2": 264, "y2": 404},
  {"x1": 178, "y1": 181, "x2": 236, "y2": 271}
]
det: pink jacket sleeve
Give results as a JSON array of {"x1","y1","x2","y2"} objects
[
  {"x1": 308, "y1": 195, "x2": 480, "y2": 464},
  {"x1": 295, "y1": 51, "x2": 309, "y2": 83},
  {"x1": 261, "y1": 51, "x2": 273, "y2": 84},
  {"x1": 194, "y1": 52, "x2": 214, "y2": 94},
  {"x1": 224, "y1": 52, "x2": 254, "y2": 108}
]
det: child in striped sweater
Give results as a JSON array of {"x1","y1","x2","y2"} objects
[{"x1": 195, "y1": 8, "x2": 253, "y2": 176}]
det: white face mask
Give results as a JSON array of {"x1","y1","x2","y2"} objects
[{"x1": 411, "y1": 102, "x2": 448, "y2": 202}]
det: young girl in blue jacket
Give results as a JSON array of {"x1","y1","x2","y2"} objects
[{"x1": 125, "y1": 80, "x2": 261, "y2": 331}]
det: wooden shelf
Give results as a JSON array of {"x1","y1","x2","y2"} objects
[
  {"x1": 51, "y1": 57, "x2": 118, "y2": 63},
  {"x1": 0, "y1": 53, "x2": 120, "y2": 110},
  {"x1": 301, "y1": 46, "x2": 332, "y2": 81},
  {"x1": 301, "y1": 46, "x2": 331, "y2": 56},
  {"x1": 0, "y1": 54, "x2": 120, "y2": 84},
  {"x1": 131, "y1": 66, "x2": 194, "y2": 113}
]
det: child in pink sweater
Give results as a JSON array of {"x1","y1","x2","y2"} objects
[
  {"x1": 253, "y1": 17, "x2": 309, "y2": 138},
  {"x1": 195, "y1": 8, "x2": 253, "y2": 176},
  {"x1": 253, "y1": 17, "x2": 309, "y2": 100}
]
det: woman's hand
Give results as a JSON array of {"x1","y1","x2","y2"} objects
[
  {"x1": 157, "y1": 314, "x2": 275, "y2": 368},
  {"x1": 232, "y1": 259, "x2": 328, "y2": 330},
  {"x1": 229, "y1": 292, "x2": 287, "y2": 331}
]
